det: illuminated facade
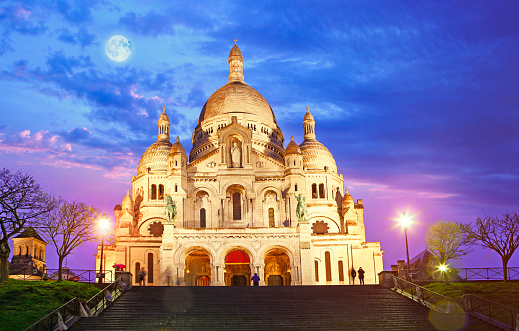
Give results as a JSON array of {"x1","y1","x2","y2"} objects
[{"x1": 97, "y1": 41, "x2": 383, "y2": 286}]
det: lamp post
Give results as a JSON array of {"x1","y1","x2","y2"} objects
[
  {"x1": 98, "y1": 214, "x2": 109, "y2": 284},
  {"x1": 400, "y1": 212, "x2": 411, "y2": 280}
]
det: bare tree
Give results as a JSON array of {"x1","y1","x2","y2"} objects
[
  {"x1": 40, "y1": 201, "x2": 101, "y2": 281},
  {"x1": 0, "y1": 169, "x2": 57, "y2": 283},
  {"x1": 462, "y1": 213, "x2": 519, "y2": 282},
  {"x1": 426, "y1": 221, "x2": 471, "y2": 266}
]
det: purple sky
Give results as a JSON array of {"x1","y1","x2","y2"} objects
[{"x1": 1, "y1": 1, "x2": 518, "y2": 271}]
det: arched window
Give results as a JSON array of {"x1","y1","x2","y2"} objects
[
  {"x1": 325, "y1": 252, "x2": 332, "y2": 282},
  {"x1": 151, "y1": 184, "x2": 157, "y2": 200},
  {"x1": 148, "y1": 253, "x2": 154, "y2": 284},
  {"x1": 26, "y1": 246, "x2": 29, "y2": 256},
  {"x1": 295, "y1": 184, "x2": 298, "y2": 192},
  {"x1": 175, "y1": 184, "x2": 178, "y2": 192},
  {"x1": 268, "y1": 208, "x2": 275, "y2": 228},
  {"x1": 158, "y1": 184, "x2": 164, "y2": 200},
  {"x1": 319, "y1": 184, "x2": 325, "y2": 199},
  {"x1": 293, "y1": 160, "x2": 295, "y2": 166},
  {"x1": 233, "y1": 192, "x2": 241, "y2": 220},
  {"x1": 175, "y1": 160, "x2": 178, "y2": 166},
  {"x1": 314, "y1": 260, "x2": 319, "y2": 282},
  {"x1": 200, "y1": 208, "x2": 206, "y2": 228},
  {"x1": 18, "y1": 246, "x2": 21, "y2": 256},
  {"x1": 338, "y1": 261, "x2": 344, "y2": 282},
  {"x1": 312, "y1": 184, "x2": 317, "y2": 199},
  {"x1": 135, "y1": 262, "x2": 140, "y2": 283}
]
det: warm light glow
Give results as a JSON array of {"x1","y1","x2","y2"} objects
[
  {"x1": 98, "y1": 217, "x2": 110, "y2": 234},
  {"x1": 399, "y1": 212, "x2": 412, "y2": 228},
  {"x1": 186, "y1": 270, "x2": 190, "y2": 273},
  {"x1": 438, "y1": 264, "x2": 448, "y2": 272}
]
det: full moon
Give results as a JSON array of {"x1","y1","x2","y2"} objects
[{"x1": 106, "y1": 35, "x2": 132, "y2": 62}]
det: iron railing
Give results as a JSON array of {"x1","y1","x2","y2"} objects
[
  {"x1": 392, "y1": 276, "x2": 519, "y2": 330},
  {"x1": 457, "y1": 267, "x2": 519, "y2": 281},
  {"x1": 10, "y1": 268, "x2": 114, "y2": 283},
  {"x1": 25, "y1": 277, "x2": 127, "y2": 331},
  {"x1": 396, "y1": 267, "x2": 519, "y2": 282}
]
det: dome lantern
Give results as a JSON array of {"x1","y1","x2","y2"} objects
[
  {"x1": 303, "y1": 105, "x2": 316, "y2": 140},
  {"x1": 158, "y1": 106, "x2": 170, "y2": 141},
  {"x1": 228, "y1": 38, "x2": 244, "y2": 83}
]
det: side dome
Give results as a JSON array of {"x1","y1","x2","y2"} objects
[
  {"x1": 122, "y1": 190, "x2": 134, "y2": 210},
  {"x1": 138, "y1": 140, "x2": 172, "y2": 174},
  {"x1": 197, "y1": 82, "x2": 277, "y2": 125},
  {"x1": 299, "y1": 140, "x2": 337, "y2": 172},
  {"x1": 285, "y1": 136, "x2": 302, "y2": 155},
  {"x1": 137, "y1": 106, "x2": 172, "y2": 175},
  {"x1": 170, "y1": 136, "x2": 186, "y2": 155},
  {"x1": 299, "y1": 106, "x2": 337, "y2": 172}
]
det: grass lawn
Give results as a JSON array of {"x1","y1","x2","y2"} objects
[
  {"x1": 423, "y1": 281, "x2": 519, "y2": 310},
  {"x1": 0, "y1": 279, "x2": 100, "y2": 331}
]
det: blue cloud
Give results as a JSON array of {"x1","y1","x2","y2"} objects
[
  {"x1": 0, "y1": 4, "x2": 48, "y2": 35},
  {"x1": 57, "y1": 27, "x2": 98, "y2": 48},
  {"x1": 119, "y1": 11, "x2": 176, "y2": 37}
]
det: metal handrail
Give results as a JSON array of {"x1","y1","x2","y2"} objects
[
  {"x1": 85, "y1": 277, "x2": 125, "y2": 316},
  {"x1": 25, "y1": 277, "x2": 127, "y2": 331},
  {"x1": 392, "y1": 276, "x2": 519, "y2": 330}
]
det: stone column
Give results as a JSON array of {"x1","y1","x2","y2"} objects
[
  {"x1": 213, "y1": 263, "x2": 225, "y2": 286},
  {"x1": 177, "y1": 265, "x2": 186, "y2": 286},
  {"x1": 256, "y1": 264, "x2": 266, "y2": 286}
]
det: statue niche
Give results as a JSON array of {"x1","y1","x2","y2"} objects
[{"x1": 230, "y1": 140, "x2": 241, "y2": 168}]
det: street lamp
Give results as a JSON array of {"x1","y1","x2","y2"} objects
[
  {"x1": 399, "y1": 212, "x2": 412, "y2": 280},
  {"x1": 98, "y1": 214, "x2": 109, "y2": 283}
]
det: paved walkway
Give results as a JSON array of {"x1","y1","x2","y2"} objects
[{"x1": 70, "y1": 285, "x2": 498, "y2": 330}]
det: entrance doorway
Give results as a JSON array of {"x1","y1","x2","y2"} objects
[
  {"x1": 224, "y1": 250, "x2": 251, "y2": 286},
  {"x1": 185, "y1": 250, "x2": 211, "y2": 286},
  {"x1": 231, "y1": 275, "x2": 247, "y2": 286},
  {"x1": 267, "y1": 275, "x2": 283, "y2": 286},
  {"x1": 264, "y1": 249, "x2": 291, "y2": 286}
]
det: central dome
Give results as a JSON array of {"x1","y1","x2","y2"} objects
[{"x1": 197, "y1": 82, "x2": 277, "y2": 125}]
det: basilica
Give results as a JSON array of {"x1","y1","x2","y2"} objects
[{"x1": 96, "y1": 41, "x2": 383, "y2": 286}]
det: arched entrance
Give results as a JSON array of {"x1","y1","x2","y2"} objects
[
  {"x1": 224, "y1": 250, "x2": 251, "y2": 286},
  {"x1": 264, "y1": 249, "x2": 291, "y2": 286},
  {"x1": 185, "y1": 250, "x2": 211, "y2": 286}
]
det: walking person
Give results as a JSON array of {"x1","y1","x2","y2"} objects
[
  {"x1": 350, "y1": 267, "x2": 357, "y2": 285},
  {"x1": 358, "y1": 267, "x2": 365, "y2": 285},
  {"x1": 138, "y1": 267, "x2": 147, "y2": 286},
  {"x1": 251, "y1": 272, "x2": 260, "y2": 286}
]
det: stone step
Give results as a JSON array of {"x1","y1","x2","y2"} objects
[{"x1": 70, "y1": 285, "x2": 499, "y2": 330}]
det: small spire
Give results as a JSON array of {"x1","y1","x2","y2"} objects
[
  {"x1": 162, "y1": 105, "x2": 166, "y2": 112},
  {"x1": 306, "y1": 105, "x2": 309, "y2": 112},
  {"x1": 176, "y1": 136, "x2": 179, "y2": 142},
  {"x1": 233, "y1": 38, "x2": 237, "y2": 45},
  {"x1": 126, "y1": 190, "x2": 130, "y2": 195},
  {"x1": 291, "y1": 135, "x2": 294, "y2": 141}
]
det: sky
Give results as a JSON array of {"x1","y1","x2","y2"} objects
[{"x1": 1, "y1": 0, "x2": 518, "y2": 272}]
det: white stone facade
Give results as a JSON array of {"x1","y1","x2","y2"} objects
[{"x1": 96, "y1": 42, "x2": 383, "y2": 286}]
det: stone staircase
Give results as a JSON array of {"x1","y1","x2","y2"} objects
[{"x1": 70, "y1": 285, "x2": 497, "y2": 330}]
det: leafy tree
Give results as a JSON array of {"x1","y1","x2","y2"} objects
[
  {"x1": 462, "y1": 213, "x2": 519, "y2": 282},
  {"x1": 0, "y1": 169, "x2": 56, "y2": 283},
  {"x1": 426, "y1": 221, "x2": 471, "y2": 266},
  {"x1": 40, "y1": 201, "x2": 101, "y2": 281}
]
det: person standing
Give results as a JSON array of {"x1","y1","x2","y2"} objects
[
  {"x1": 358, "y1": 267, "x2": 365, "y2": 285},
  {"x1": 251, "y1": 273, "x2": 260, "y2": 286},
  {"x1": 138, "y1": 267, "x2": 147, "y2": 286},
  {"x1": 350, "y1": 267, "x2": 357, "y2": 285}
]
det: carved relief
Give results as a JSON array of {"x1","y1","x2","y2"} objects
[{"x1": 207, "y1": 161, "x2": 216, "y2": 168}]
